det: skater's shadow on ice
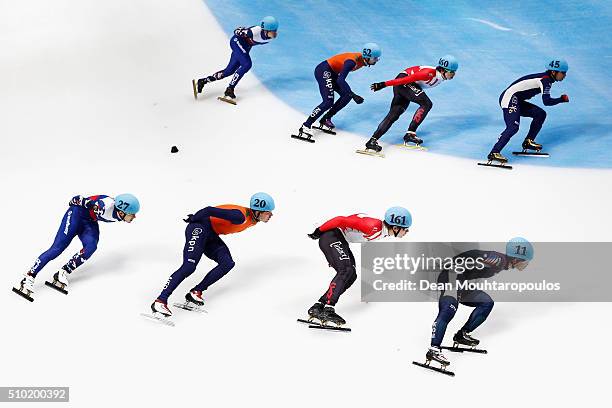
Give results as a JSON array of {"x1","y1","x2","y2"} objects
[
  {"x1": 69, "y1": 252, "x2": 129, "y2": 284},
  {"x1": 537, "y1": 122, "x2": 612, "y2": 148}
]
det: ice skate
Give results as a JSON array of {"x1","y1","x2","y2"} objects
[
  {"x1": 45, "y1": 268, "x2": 69, "y2": 295},
  {"x1": 413, "y1": 346, "x2": 455, "y2": 376},
  {"x1": 513, "y1": 139, "x2": 549, "y2": 157},
  {"x1": 308, "y1": 302, "x2": 325, "y2": 323},
  {"x1": 453, "y1": 330, "x2": 479, "y2": 347},
  {"x1": 398, "y1": 131, "x2": 427, "y2": 151},
  {"x1": 403, "y1": 131, "x2": 423, "y2": 146},
  {"x1": 217, "y1": 86, "x2": 237, "y2": 105},
  {"x1": 141, "y1": 300, "x2": 175, "y2": 326},
  {"x1": 478, "y1": 152, "x2": 512, "y2": 170},
  {"x1": 173, "y1": 290, "x2": 207, "y2": 313},
  {"x1": 12, "y1": 272, "x2": 35, "y2": 302},
  {"x1": 291, "y1": 124, "x2": 315, "y2": 143},
  {"x1": 305, "y1": 306, "x2": 351, "y2": 332},
  {"x1": 312, "y1": 117, "x2": 337, "y2": 135},
  {"x1": 356, "y1": 137, "x2": 385, "y2": 158},
  {"x1": 441, "y1": 330, "x2": 487, "y2": 353},
  {"x1": 192, "y1": 78, "x2": 208, "y2": 100},
  {"x1": 321, "y1": 306, "x2": 346, "y2": 326}
]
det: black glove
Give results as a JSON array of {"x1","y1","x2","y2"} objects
[
  {"x1": 308, "y1": 228, "x2": 322, "y2": 240},
  {"x1": 561, "y1": 94, "x2": 569, "y2": 103},
  {"x1": 370, "y1": 82, "x2": 386, "y2": 92},
  {"x1": 183, "y1": 214, "x2": 194, "y2": 223},
  {"x1": 351, "y1": 93, "x2": 364, "y2": 104}
]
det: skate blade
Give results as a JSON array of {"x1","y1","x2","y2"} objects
[
  {"x1": 173, "y1": 302, "x2": 207, "y2": 313},
  {"x1": 217, "y1": 96, "x2": 237, "y2": 105},
  {"x1": 140, "y1": 313, "x2": 175, "y2": 327},
  {"x1": 441, "y1": 345, "x2": 487, "y2": 354},
  {"x1": 477, "y1": 161, "x2": 512, "y2": 170},
  {"x1": 297, "y1": 318, "x2": 322, "y2": 326},
  {"x1": 291, "y1": 134, "x2": 315, "y2": 143},
  {"x1": 45, "y1": 280, "x2": 68, "y2": 295},
  {"x1": 397, "y1": 143, "x2": 427, "y2": 151},
  {"x1": 356, "y1": 149, "x2": 385, "y2": 158},
  {"x1": 412, "y1": 361, "x2": 455, "y2": 376},
  {"x1": 191, "y1": 79, "x2": 198, "y2": 100},
  {"x1": 12, "y1": 287, "x2": 34, "y2": 302},
  {"x1": 512, "y1": 151, "x2": 549, "y2": 157},
  {"x1": 308, "y1": 323, "x2": 351, "y2": 332},
  {"x1": 311, "y1": 125, "x2": 336, "y2": 135}
]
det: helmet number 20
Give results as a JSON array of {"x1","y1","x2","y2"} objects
[{"x1": 253, "y1": 198, "x2": 266, "y2": 209}]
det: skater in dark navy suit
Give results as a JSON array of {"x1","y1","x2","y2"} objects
[
  {"x1": 487, "y1": 59, "x2": 569, "y2": 164},
  {"x1": 424, "y1": 238, "x2": 534, "y2": 367}
]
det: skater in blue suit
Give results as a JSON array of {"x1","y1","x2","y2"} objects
[
  {"x1": 193, "y1": 16, "x2": 279, "y2": 103},
  {"x1": 487, "y1": 59, "x2": 569, "y2": 164},
  {"x1": 12, "y1": 193, "x2": 140, "y2": 301}
]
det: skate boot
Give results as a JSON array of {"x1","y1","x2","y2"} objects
[
  {"x1": 522, "y1": 138, "x2": 542, "y2": 152},
  {"x1": 185, "y1": 290, "x2": 204, "y2": 307},
  {"x1": 13, "y1": 272, "x2": 35, "y2": 302},
  {"x1": 321, "y1": 305, "x2": 346, "y2": 327},
  {"x1": 487, "y1": 152, "x2": 508, "y2": 163},
  {"x1": 196, "y1": 78, "x2": 209, "y2": 94},
  {"x1": 403, "y1": 131, "x2": 423, "y2": 146},
  {"x1": 224, "y1": 86, "x2": 236, "y2": 100},
  {"x1": 365, "y1": 137, "x2": 383, "y2": 152},
  {"x1": 426, "y1": 346, "x2": 450, "y2": 366},
  {"x1": 307, "y1": 302, "x2": 325, "y2": 323},
  {"x1": 453, "y1": 330, "x2": 479, "y2": 347},
  {"x1": 319, "y1": 117, "x2": 335, "y2": 131},
  {"x1": 45, "y1": 267, "x2": 69, "y2": 294},
  {"x1": 151, "y1": 299, "x2": 172, "y2": 317},
  {"x1": 292, "y1": 124, "x2": 314, "y2": 142}
]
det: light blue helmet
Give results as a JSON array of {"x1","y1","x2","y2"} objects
[
  {"x1": 546, "y1": 59, "x2": 568, "y2": 73},
  {"x1": 506, "y1": 237, "x2": 534, "y2": 261},
  {"x1": 261, "y1": 16, "x2": 279, "y2": 31},
  {"x1": 384, "y1": 206, "x2": 412, "y2": 228},
  {"x1": 437, "y1": 55, "x2": 459, "y2": 72},
  {"x1": 362, "y1": 43, "x2": 382, "y2": 62},
  {"x1": 250, "y1": 192, "x2": 275, "y2": 212},
  {"x1": 115, "y1": 193, "x2": 140, "y2": 214}
]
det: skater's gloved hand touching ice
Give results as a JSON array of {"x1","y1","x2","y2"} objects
[
  {"x1": 561, "y1": 94, "x2": 569, "y2": 103},
  {"x1": 370, "y1": 82, "x2": 386, "y2": 92}
]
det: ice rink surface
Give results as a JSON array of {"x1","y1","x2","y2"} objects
[{"x1": 0, "y1": 1, "x2": 610, "y2": 407}]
